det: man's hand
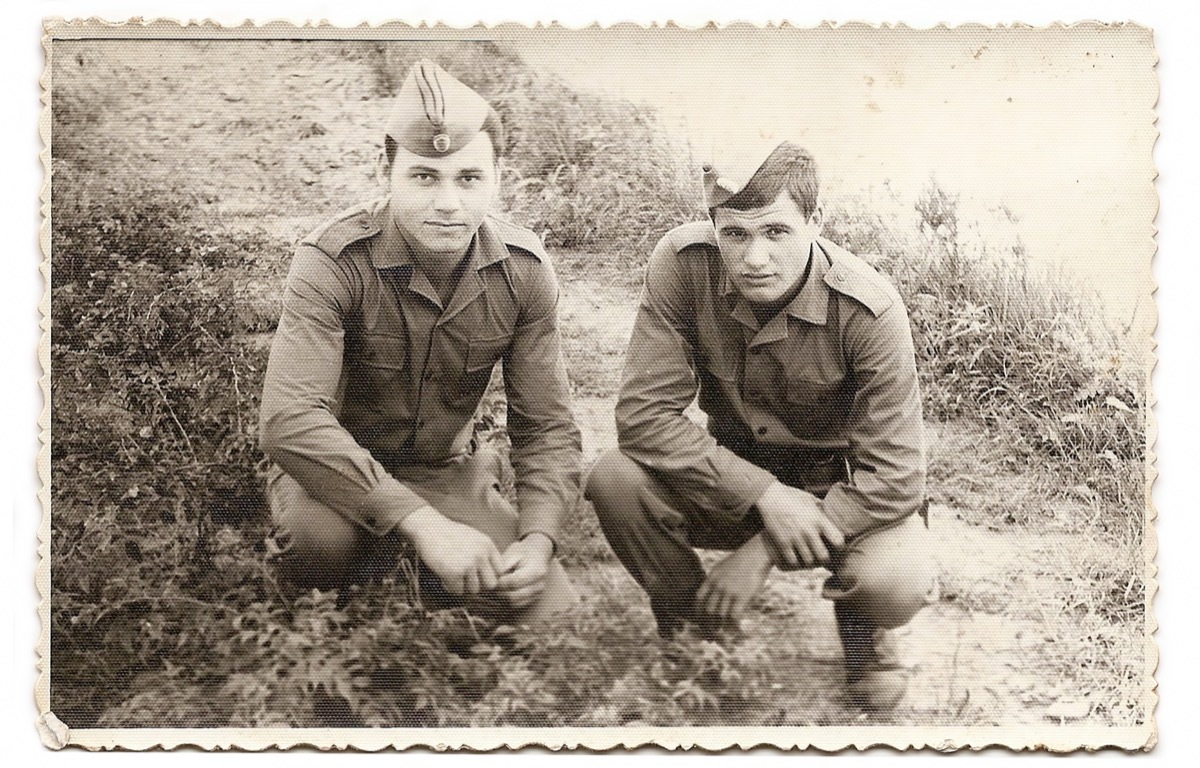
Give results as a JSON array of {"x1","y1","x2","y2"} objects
[
  {"x1": 696, "y1": 533, "x2": 774, "y2": 621},
  {"x1": 399, "y1": 507, "x2": 503, "y2": 595},
  {"x1": 495, "y1": 533, "x2": 554, "y2": 609},
  {"x1": 755, "y1": 481, "x2": 845, "y2": 569}
]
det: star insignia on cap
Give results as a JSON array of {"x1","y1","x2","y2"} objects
[{"x1": 432, "y1": 133, "x2": 451, "y2": 153}]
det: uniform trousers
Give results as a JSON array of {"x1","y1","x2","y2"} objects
[
  {"x1": 585, "y1": 449, "x2": 937, "y2": 661},
  {"x1": 267, "y1": 446, "x2": 578, "y2": 622}
]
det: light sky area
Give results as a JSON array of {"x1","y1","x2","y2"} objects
[{"x1": 514, "y1": 25, "x2": 1157, "y2": 335}]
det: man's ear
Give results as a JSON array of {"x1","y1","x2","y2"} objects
[
  {"x1": 810, "y1": 205, "x2": 824, "y2": 230},
  {"x1": 490, "y1": 157, "x2": 504, "y2": 205},
  {"x1": 375, "y1": 150, "x2": 391, "y2": 188}
]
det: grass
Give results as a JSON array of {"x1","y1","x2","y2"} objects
[{"x1": 46, "y1": 37, "x2": 1151, "y2": 732}]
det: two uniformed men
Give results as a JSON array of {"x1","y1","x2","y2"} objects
[{"x1": 259, "y1": 60, "x2": 935, "y2": 709}]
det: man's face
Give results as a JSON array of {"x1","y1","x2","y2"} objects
[
  {"x1": 387, "y1": 131, "x2": 499, "y2": 264},
  {"x1": 714, "y1": 190, "x2": 823, "y2": 305}
]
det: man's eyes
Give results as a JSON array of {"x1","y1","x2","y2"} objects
[
  {"x1": 721, "y1": 228, "x2": 749, "y2": 239},
  {"x1": 764, "y1": 226, "x2": 791, "y2": 238}
]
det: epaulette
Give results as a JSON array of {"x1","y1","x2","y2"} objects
[
  {"x1": 819, "y1": 238, "x2": 898, "y2": 318},
  {"x1": 304, "y1": 205, "x2": 382, "y2": 257},
  {"x1": 486, "y1": 215, "x2": 547, "y2": 261},
  {"x1": 655, "y1": 221, "x2": 718, "y2": 256}
]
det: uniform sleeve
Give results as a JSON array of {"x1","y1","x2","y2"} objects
[
  {"x1": 258, "y1": 244, "x2": 432, "y2": 536},
  {"x1": 614, "y1": 242, "x2": 777, "y2": 516},
  {"x1": 502, "y1": 259, "x2": 584, "y2": 547},
  {"x1": 820, "y1": 300, "x2": 927, "y2": 538}
]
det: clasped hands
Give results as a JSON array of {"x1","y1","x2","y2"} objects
[
  {"x1": 696, "y1": 481, "x2": 845, "y2": 622},
  {"x1": 399, "y1": 507, "x2": 552, "y2": 609}
]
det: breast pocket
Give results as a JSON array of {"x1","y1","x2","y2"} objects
[
  {"x1": 355, "y1": 331, "x2": 408, "y2": 374},
  {"x1": 352, "y1": 332, "x2": 409, "y2": 409},
  {"x1": 784, "y1": 376, "x2": 847, "y2": 436},
  {"x1": 466, "y1": 334, "x2": 511, "y2": 374},
  {"x1": 447, "y1": 333, "x2": 511, "y2": 406}
]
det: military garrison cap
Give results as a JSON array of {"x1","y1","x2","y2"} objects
[
  {"x1": 385, "y1": 60, "x2": 500, "y2": 158},
  {"x1": 701, "y1": 134, "x2": 791, "y2": 209}
]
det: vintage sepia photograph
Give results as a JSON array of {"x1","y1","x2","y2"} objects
[{"x1": 40, "y1": 20, "x2": 1156, "y2": 750}]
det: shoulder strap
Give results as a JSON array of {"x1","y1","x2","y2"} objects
[
  {"x1": 305, "y1": 207, "x2": 381, "y2": 256},
  {"x1": 819, "y1": 239, "x2": 898, "y2": 318},
  {"x1": 656, "y1": 221, "x2": 718, "y2": 256},
  {"x1": 486, "y1": 215, "x2": 547, "y2": 261}
]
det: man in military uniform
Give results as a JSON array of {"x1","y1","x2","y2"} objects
[
  {"x1": 585, "y1": 140, "x2": 937, "y2": 708},
  {"x1": 260, "y1": 61, "x2": 581, "y2": 622}
]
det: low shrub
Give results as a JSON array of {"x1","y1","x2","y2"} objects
[
  {"x1": 49, "y1": 171, "x2": 285, "y2": 725},
  {"x1": 825, "y1": 181, "x2": 1145, "y2": 513}
]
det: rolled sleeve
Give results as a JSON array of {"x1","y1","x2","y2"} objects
[
  {"x1": 820, "y1": 301, "x2": 927, "y2": 538},
  {"x1": 615, "y1": 242, "x2": 778, "y2": 516},
  {"x1": 503, "y1": 260, "x2": 583, "y2": 548},
  {"x1": 259, "y1": 245, "x2": 430, "y2": 535}
]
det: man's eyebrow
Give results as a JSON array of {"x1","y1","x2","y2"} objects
[
  {"x1": 456, "y1": 166, "x2": 487, "y2": 175},
  {"x1": 405, "y1": 164, "x2": 440, "y2": 174}
]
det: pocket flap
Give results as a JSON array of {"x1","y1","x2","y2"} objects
[{"x1": 465, "y1": 334, "x2": 511, "y2": 372}]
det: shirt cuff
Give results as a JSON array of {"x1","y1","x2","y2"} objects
[
  {"x1": 820, "y1": 485, "x2": 898, "y2": 539},
  {"x1": 517, "y1": 507, "x2": 560, "y2": 554},
  {"x1": 715, "y1": 448, "x2": 779, "y2": 517},
  {"x1": 353, "y1": 475, "x2": 431, "y2": 537}
]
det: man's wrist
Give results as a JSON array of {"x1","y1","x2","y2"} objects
[
  {"x1": 519, "y1": 531, "x2": 556, "y2": 560},
  {"x1": 742, "y1": 533, "x2": 777, "y2": 575},
  {"x1": 398, "y1": 505, "x2": 444, "y2": 545}
]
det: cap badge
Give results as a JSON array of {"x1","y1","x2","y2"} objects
[{"x1": 432, "y1": 133, "x2": 451, "y2": 153}]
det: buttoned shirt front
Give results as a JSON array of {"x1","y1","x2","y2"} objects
[
  {"x1": 260, "y1": 198, "x2": 582, "y2": 543},
  {"x1": 615, "y1": 222, "x2": 926, "y2": 537}
]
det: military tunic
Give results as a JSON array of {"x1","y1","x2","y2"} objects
[
  {"x1": 613, "y1": 221, "x2": 926, "y2": 538},
  {"x1": 259, "y1": 198, "x2": 582, "y2": 546}
]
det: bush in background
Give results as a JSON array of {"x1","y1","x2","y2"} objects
[{"x1": 825, "y1": 182, "x2": 1146, "y2": 519}]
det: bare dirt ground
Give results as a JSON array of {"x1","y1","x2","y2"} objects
[{"x1": 52, "y1": 38, "x2": 1149, "y2": 729}]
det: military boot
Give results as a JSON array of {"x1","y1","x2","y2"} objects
[{"x1": 836, "y1": 602, "x2": 909, "y2": 711}]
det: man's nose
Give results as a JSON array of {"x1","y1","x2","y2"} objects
[
  {"x1": 743, "y1": 239, "x2": 771, "y2": 269},
  {"x1": 432, "y1": 181, "x2": 461, "y2": 212}
]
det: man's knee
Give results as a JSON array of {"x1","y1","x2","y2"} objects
[
  {"x1": 824, "y1": 514, "x2": 939, "y2": 629},
  {"x1": 584, "y1": 450, "x2": 652, "y2": 525},
  {"x1": 270, "y1": 476, "x2": 371, "y2": 588}
]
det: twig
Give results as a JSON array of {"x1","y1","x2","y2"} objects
[
  {"x1": 82, "y1": 594, "x2": 237, "y2": 626},
  {"x1": 153, "y1": 379, "x2": 195, "y2": 457}
]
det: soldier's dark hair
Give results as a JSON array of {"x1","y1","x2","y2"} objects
[
  {"x1": 718, "y1": 142, "x2": 821, "y2": 219},
  {"x1": 383, "y1": 108, "x2": 505, "y2": 166}
]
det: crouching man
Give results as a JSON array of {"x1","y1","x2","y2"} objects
[
  {"x1": 585, "y1": 140, "x2": 938, "y2": 709},
  {"x1": 260, "y1": 61, "x2": 581, "y2": 623}
]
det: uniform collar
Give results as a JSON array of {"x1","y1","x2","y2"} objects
[
  {"x1": 367, "y1": 200, "x2": 509, "y2": 315},
  {"x1": 366, "y1": 199, "x2": 510, "y2": 273},
  {"x1": 722, "y1": 240, "x2": 833, "y2": 332}
]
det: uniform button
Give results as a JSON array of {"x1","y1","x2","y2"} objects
[{"x1": 757, "y1": 426, "x2": 768, "y2": 435}]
